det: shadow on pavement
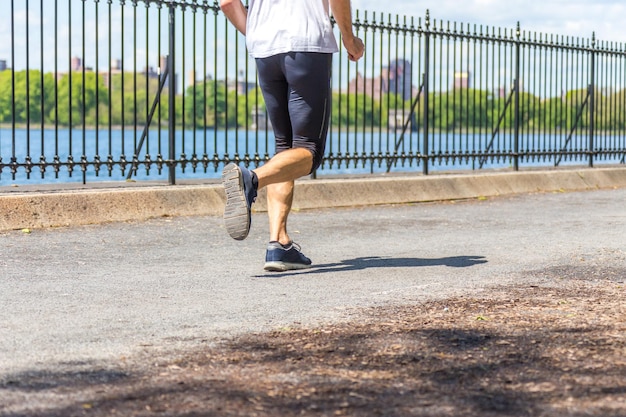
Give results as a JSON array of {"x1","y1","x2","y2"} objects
[{"x1": 254, "y1": 255, "x2": 488, "y2": 278}]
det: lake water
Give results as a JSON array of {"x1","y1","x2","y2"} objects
[{"x1": 0, "y1": 127, "x2": 621, "y2": 185}]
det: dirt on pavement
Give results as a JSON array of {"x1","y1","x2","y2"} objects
[{"x1": 2, "y1": 266, "x2": 625, "y2": 417}]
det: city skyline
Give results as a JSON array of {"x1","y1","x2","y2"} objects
[
  {"x1": 3, "y1": 1, "x2": 624, "y2": 76},
  {"x1": 2, "y1": 1, "x2": 623, "y2": 105}
]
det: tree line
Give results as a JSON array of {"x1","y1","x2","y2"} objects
[{"x1": 2, "y1": 70, "x2": 626, "y2": 132}]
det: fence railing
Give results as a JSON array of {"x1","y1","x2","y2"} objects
[{"x1": 2, "y1": 0, "x2": 625, "y2": 185}]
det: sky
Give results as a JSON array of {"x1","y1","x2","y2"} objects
[
  {"x1": 1, "y1": 0, "x2": 624, "y2": 75},
  {"x1": 352, "y1": 0, "x2": 625, "y2": 43}
]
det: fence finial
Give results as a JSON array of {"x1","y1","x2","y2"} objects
[
  {"x1": 592, "y1": 32, "x2": 596, "y2": 48},
  {"x1": 425, "y1": 9, "x2": 430, "y2": 29}
]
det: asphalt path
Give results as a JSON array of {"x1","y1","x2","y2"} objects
[{"x1": 1, "y1": 188, "x2": 625, "y2": 378}]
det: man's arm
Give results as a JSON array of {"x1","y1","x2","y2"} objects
[
  {"x1": 329, "y1": 0, "x2": 364, "y2": 61},
  {"x1": 220, "y1": 0, "x2": 247, "y2": 35}
]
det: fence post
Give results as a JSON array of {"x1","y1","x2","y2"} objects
[
  {"x1": 513, "y1": 23, "x2": 521, "y2": 171},
  {"x1": 168, "y1": 2, "x2": 176, "y2": 185},
  {"x1": 422, "y1": 11, "x2": 430, "y2": 175},
  {"x1": 589, "y1": 33, "x2": 596, "y2": 168}
]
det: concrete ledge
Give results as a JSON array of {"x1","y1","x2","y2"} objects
[
  {"x1": 271, "y1": 167, "x2": 626, "y2": 211},
  {"x1": 1, "y1": 166, "x2": 625, "y2": 231},
  {"x1": 0, "y1": 185, "x2": 226, "y2": 231}
]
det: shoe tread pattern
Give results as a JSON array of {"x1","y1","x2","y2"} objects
[{"x1": 222, "y1": 163, "x2": 250, "y2": 240}]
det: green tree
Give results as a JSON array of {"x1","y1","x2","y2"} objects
[
  {"x1": 331, "y1": 91, "x2": 381, "y2": 129},
  {"x1": 183, "y1": 80, "x2": 245, "y2": 128},
  {"x1": 538, "y1": 97, "x2": 570, "y2": 132},
  {"x1": 185, "y1": 80, "x2": 218, "y2": 128},
  {"x1": 604, "y1": 89, "x2": 626, "y2": 130},
  {"x1": 0, "y1": 70, "x2": 57, "y2": 124},
  {"x1": 108, "y1": 72, "x2": 162, "y2": 127},
  {"x1": 55, "y1": 72, "x2": 109, "y2": 127},
  {"x1": 184, "y1": 81, "x2": 265, "y2": 129},
  {"x1": 431, "y1": 88, "x2": 492, "y2": 131}
]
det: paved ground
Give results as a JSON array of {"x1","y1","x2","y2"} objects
[{"x1": 0, "y1": 186, "x2": 625, "y2": 415}]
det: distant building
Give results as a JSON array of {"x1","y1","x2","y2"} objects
[
  {"x1": 223, "y1": 70, "x2": 257, "y2": 94},
  {"x1": 389, "y1": 109, "x2": 415, "y2": 131},
  {"x1": 143, "y1": 65, "x2": 159, "y2": 79},
  {"x1": 111, "y1": 59, "x2": 122, "y2": 71},
  {"x1": 251, "y1": 106, "x2": 271, "y2": 130},
  {"x1": 97, "y1": 56, "x2": 177, "y2": 93},
  {"x1": 0, "y1": 60, "x2": 7, "y2": 71},
  {"x1": 71, "y1": 56, "x2": 82, "y2": 71},
  {"x1": 454, "y1": 71, "x2": 471, "y2": 89},
  {"x1": 347, "y1": 71, "x2": 384, "y2": 99},
  {"x1": 188, "y1": 70, "x2": 196, "y2": 87},
  {"x1": 347, "y1": 58, "x2": 418, "y2": 101},
  {"x1": 67, "y1": 56, "x2": 94, "y2": 72},
  {"x1": 388, "y1": 59, "x2": 413, "y2": 100}
]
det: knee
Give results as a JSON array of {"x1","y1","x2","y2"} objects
[{"x1": 310, "y1": 149, "x2": 324, "y2": 173}]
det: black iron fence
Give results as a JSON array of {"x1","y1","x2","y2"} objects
[{"x1": 2, "y1": 0, "x2": 625, "y2": 185}]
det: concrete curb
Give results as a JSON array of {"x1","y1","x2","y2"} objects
[{"x1": 1, "y1": 167, "x2": 625, "y2": 231}]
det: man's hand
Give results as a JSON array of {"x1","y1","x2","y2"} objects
[
  {"x1": 343, "y1": 35, "x2": 364, "y2": 62},
  {"x1": 330, "y1": 0, "x2": 364, "y2": 62}
]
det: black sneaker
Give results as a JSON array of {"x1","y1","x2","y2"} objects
[
  {"x1": 222, "y1": 163, "x2": 257, "y2": 240},
  {"x1": 264, "y1": 241, "x2": 312, "y2": 271}
]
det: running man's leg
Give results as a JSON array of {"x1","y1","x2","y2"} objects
[
  {"x1": 254, "y1": 52, "x2": 332, "y2": 244},
  {"x1": 260, "y1": 148, "x2": 312, "y2": 244}
]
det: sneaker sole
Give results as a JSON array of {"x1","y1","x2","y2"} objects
[
  {"x1": 222, "y1": 163, "x2": 250, "y2": 241},
  {"x1": 264, "y1": 261, "x2": 312, "y2": 272}
]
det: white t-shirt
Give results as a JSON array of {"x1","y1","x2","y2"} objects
[{"x1": 246, "y1": 0, "x2": 339, "y2": 58}]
